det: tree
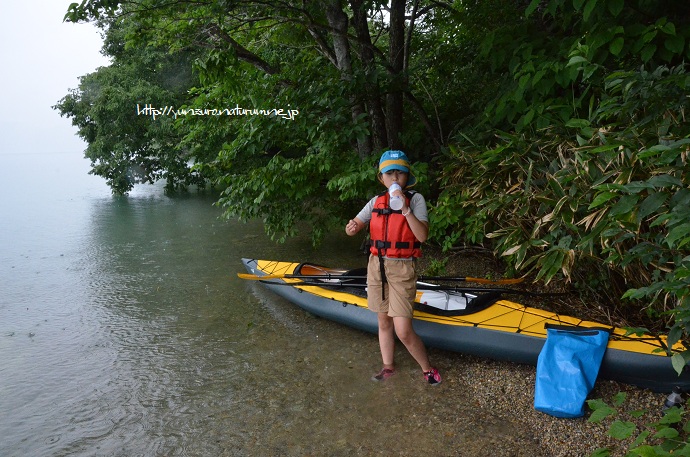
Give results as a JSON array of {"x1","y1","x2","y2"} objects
[{"x1": 54, "y1": 16, "x2": 201, "y2": 193}]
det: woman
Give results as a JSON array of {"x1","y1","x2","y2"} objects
[{"x1": 345, "y1": 150, "x2": 441, "y2": 385}]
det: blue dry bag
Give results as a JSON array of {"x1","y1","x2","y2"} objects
[{"x1": 534, "y1": 325, "x2": 610, "y2": 418}]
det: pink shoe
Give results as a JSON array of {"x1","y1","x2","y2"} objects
[
  {"x1": 372, "y1": 367, "x2": 395, "y2": 382},
  {"x1": 423, "y1": 368, "x2": 442, "y2": 386}
]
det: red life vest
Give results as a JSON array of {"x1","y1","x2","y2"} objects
[{"x1": 369, "y1": 191, "x2": 422, "y2": 258}]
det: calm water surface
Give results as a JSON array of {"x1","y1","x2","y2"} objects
[{"x1": 0, "y1": 152, "x2": 541, "y2": 456}]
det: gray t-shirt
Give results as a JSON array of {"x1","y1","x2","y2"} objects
[{"x1": 356, "y1": 192, "x2": 428, "y2": 225}]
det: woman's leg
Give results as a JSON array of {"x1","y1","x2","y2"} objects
[
  {"x1": 392, "y1": 316, "x2": 431, "y2": 372},
  {"x1": 377, "y1": 313, "x2": 396, "y2": 368}
]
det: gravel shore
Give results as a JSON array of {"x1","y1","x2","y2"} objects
[
  {"x1": 430, "y1": 348, "x2": 669, "y2": 456},
  {"x1": 415, "y1": 249, "x2": 673, "y2": 456}
]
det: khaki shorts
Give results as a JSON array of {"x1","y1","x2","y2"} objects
[{"x1": 367, "y1": 255, "x2": 417, "y2": 318}]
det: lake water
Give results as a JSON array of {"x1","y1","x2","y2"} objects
[{"x1": 0, "y1": 152, "x2": 544, "y2": 456}]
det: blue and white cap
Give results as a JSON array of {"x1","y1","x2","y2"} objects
[{"x1": 378, "y1": 150, "x2": 417, "y2": 187}]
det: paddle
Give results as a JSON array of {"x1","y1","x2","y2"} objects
[
  {"x1": 237, "y1": 272, "x2": 524, "y2": 285},
  {"x1": 248, "y1": 278, "x2": 569, "y2": 297},
  {"x1": 419, "y1": 275, "x2": 524, "y2": 285},
  {"x1": 237, "y1": 273, "x2": 359, "y2": 281}
]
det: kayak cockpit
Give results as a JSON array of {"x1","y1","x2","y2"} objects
[{"x1": 294, "y1": 262, "x2": 501, "y2": 316}]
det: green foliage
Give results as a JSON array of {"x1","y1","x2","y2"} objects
[
  {"x1": 435, "y1": 0, "x2": 690, "y2": 338},
  {"x1": 444, "y1": 63, "x2": 689, "y2": 326},
  {"x1": 422, "y1": 257, "x2": 449, "y2": 277},
  {"x1": 587, "y1": 392, "x2": 690, "y2": 456},
  {"x1": 428, "y1": 191, "x2": 466, "y2": 251},
  {"x1": 217, "y1": 149, "x2": 350, "y2": 244},
  {"x1": 185, "y1": 14, "x2": 382, "y2": 243}
]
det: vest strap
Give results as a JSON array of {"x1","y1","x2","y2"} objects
[
  {"x1": 373, "y1": 240, "x2": 421, "y2": 250},
  {"x1": 378, "y1": 252, "x2": 386, "y2": 301},
  {"x1": 372, "y1": 207, "x2": 399, "y2": 216}
]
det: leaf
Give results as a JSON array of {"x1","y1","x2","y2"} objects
[
  {"x1": 673, "y1": 443, "x2": 690, "y2": 457},
  {"x1": 649, "y1": 174, "x2": 683, "y2": 188},
  {"x1": 641, "y1": 43, "x2": 657, "y2": 62},
  {"x1": 630, "y1": 445, "x2": 658, "y2": 456},
  {"x1": 567, "y1": 56, "x2": 589, "y2": 67},
  {"x1": 573, "y1": 0, "x2": 587, "y2": 11},
  {"x1": 566, "y1": 118, "x2": 591, "y2": 128},
  {"x1": 654, "y1": 427, "x2": 679, "y2": 439},
  {"x1": 638, "y1": 192, "x2": 668, "y2": 220},
  {"x1": 638, "y1": 144, "x2": 671, "y2": 159},
  {"x1": 532, "y1": 68, "x2": 546, "y2": 86},
  {"x1": 630, "y1": 430, "x2": 650, "y2": 448},
  {"x1": 660, "y1": 407, "x2": 683, "y2": 425},
  {"x1": 672, "y1": 188, "x2": 690, "y2": 207},
  {"x1": 589, "y1": 191, "x2": 618, "y2": 209},
  {"x1": 665, "y1": 35, "x2": 685, "y2": 54},
  {"x1": 587, "y1": 398, "x2": 610, "y2": 411},
  {"x1": 583, "y1": 0, "x2": 599, "y2": 21},
  {"x1": 607, "y1": 0, "x2": 624, "y2": 17},
  {"x1": 588, "y1": 405, "x2": 616, "y2": 423},
  {"x1": 668, "y1": 325, "x2": 683, "y2": 351},
  {"x1": 667, "y1": 223, "x2": 690, "y2": 249},
  {"x1": 609, "y1": 37, "x2": 624, "y2": 56},
  {"x1": 624, "y1": 327, "x2": 650, "y2": 337},
  {"x1": 536, "y1": 249, "x2": 566, "y2": 282},
  {"x1": 525, "y1": 0, "x2": 541, "y2": 17},
  {"x1": 643, "y1": 28, "x2": 659, "y2": 44},
  {"x1": 622, "y1": 181, "x2": 655, "y2": 194},
  {"x1": 612, "y1": 392, "x2": 627, "y2": 407},
  {"x1": 591, "y1": 143, "x2": 623, "y2": 153},
  {"x1": 659, "y1": 21, "x2": 676, "y2": 35},
  {"x1": 609, "y1": 194, "x2": 639, "y2": 218},
  {"x1": 672, "y1": 353, "x2": 687, "y2": 375},
  {"x1": 608, "y1": 420, "x2": 636, "y2": 439},
  {"x1": 502, "y1": 245, "x2": 522, "y2": 256}
]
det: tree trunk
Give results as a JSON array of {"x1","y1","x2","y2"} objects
[
  {"x1": 387, "y1": 0, "x2": 405, "y2": 150},
  {"x1": 324, "y1": 0, "x2": 371, "y2": 158},
  {"x1": 350, "y1": 0, "x2": 388, "y2": 153}
]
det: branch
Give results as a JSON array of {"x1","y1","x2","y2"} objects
[
  {"x1": 206, "y1": 24, "x2": 281, "y2": 75},
  {"x1": 306, "y1": 27, "x2": 339, "y2": 67},
  {"x1": 404, "y1": 90, "x2": 442, "y2": 153},
  {"x1": 404, "y1": 0, "x2": 420, "y2": 72}
]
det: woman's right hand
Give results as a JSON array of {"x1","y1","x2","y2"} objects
[{"x1": 345, "y1": 219, "x2": 359, "y2": 236}]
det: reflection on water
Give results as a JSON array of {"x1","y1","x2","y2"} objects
[{"x1": 0, "y1": 152, "x2": 544, "y2": 456}]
